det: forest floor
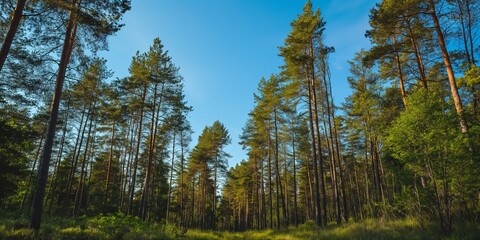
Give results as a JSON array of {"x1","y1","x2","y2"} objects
[
  {"x1": 1, "y1": 211, "x2": 479, "y2": 239},
  {"x1": 185, "y1": 218, "x2": 480, "y2": 240}
]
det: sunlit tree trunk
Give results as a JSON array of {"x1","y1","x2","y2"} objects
[
  {"x1": 393, "y1": 37, "x2": 408, "y2": 109},
  {"x1": 428, "y1": 0, "x2": 468, "y2": 133}
]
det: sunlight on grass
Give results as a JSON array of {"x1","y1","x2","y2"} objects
[
  {"x1": 183, "y1": 218, "x2": 480, "y2": 240},
  {"x1": 1, "y1": 215, "x2": 478, "y2": 239}
]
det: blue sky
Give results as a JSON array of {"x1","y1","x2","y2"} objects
[{"x1": 100, "y1": 0, "x2": 379, "y2": 168}]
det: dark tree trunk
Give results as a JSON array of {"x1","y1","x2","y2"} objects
[
  {"x1": 127, "y1": 84, "x2": 147, "y2": 216},
  {"x1": 166, "y1": 130, "x2": 176, "y2": 221},
  {"x1": 309, "y1": 42, "x2": 327, "y2": 226},
  {"x1": 267, "y1": 128, "x2": 273, "y2": 228},
  {"x1": 46, "y1": 102, "x2": 71, "y2": 211},
  {"x1": 291, "y1": 118, "x2": 298, "y2": 227},
  {"x1": 0, "y1": 0, "x2": 27, "y2": 72},
  {"x1": 273, "y1": 108, "x2": 287, "y2": 228},
  {"x1": 21, "y1": 127, "x2": 46, "y2": 209},
  {"x1": 29, "y1": 0, "x2": 78, "y2": 230},
  {"x1": 63, "y1": 104, "x2": 87, "y2": 213},
  {"x1": 104, "y1": 121, "x2": 116, "y2": 206},
  {"x1": 73, "y1": 104, "x2": 95, "y2": 216},
  {"x1": 306, "y1": 69, "x2": 321, "y2": 227}
]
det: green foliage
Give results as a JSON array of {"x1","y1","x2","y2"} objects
[
  {"x1": 385, "y1": 88, "x2": 478, "y2": 228},
  {"x1": 0, "y1": 212, "x2": 182, "y2": 239},
  {"x1": 0, "y1": 114, "x2": 34, "y2": 205},
  {"x1": 458, "y1": 65, "x2": 480, "y2": 87}
]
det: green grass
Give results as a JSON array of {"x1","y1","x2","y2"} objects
[
  {"x1": 1, "y1": 212, "x2": 478, "y2": 239},
  {"x1": 0, "y1": 211, "x2": 177, "y2": 239},
  {"x1": 184, "y1": 218, "x2": 480, "y2": 240}
]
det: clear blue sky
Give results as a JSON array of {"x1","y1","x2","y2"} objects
[{"x1": 100, "y1": 0, "x2": 379, "y2": 168}]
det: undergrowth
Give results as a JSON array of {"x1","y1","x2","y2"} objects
[{"x1": 1, "y1": 211, "x2": 478, "y2": 239}]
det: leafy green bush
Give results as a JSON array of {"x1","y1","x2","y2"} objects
[{"x1": 163, "y1": 222, "x2": 181, "y2": 239}]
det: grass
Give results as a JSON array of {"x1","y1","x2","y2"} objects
[
  {"x1": 1, "y1": 211, "x2": 478, "y2": 239},
  {"x1": 0, "y1": 211, "x2": 177, "y2": 239},
  {"x1": 184, "y1": 218, "x2": 480, "y2": 240}
]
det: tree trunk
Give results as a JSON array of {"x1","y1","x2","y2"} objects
[
  {"x1": 127, "y1": 84, "x2": 147, "y2": 216},
  {"x1": 180, "y1": 131, "x2": 185, "y2": 228},
  {"x1": 0, "y1": 0, "x2": 27, "y2": 72},
  {"x1": 21, "y1": 127, "x2": 45, "y2": 209},
  {"x1": 166, "y1": 130, "x2": 176, "y2": 221},
  {"x1": 305, "y1": 70, "x2": 322, "y2": 226},
  {"x1": 63, "y1": 104, "x2": 87, "y2": 213},
  {"x1": 29, "y1": 0, "x2": 78, "y2": 230},
  {"x1": 291, "y1": 118, "x2": 298, "y2": 227},
  {"x1": 46, "y1": 102, "x2": 70, "y2": 211},
  {"x1": 121, "y1": 117, "x2": 135, "y2": 211},
  {"x1": 267, "y1": 128, "x2": 273, "y2": 228},
  {"x1": 104, "y1": 121, "x2": 116, "y2": 206},
  {"x1": 139, "y1": 82, "x2": 160, "y2": 220},
  {"x1": 73, "y1": 104, "x2": 95, "y2": 216},
  {"x1": 261, "y1": 154, "x2": 266, "y2": 229},
  {"x1": 309, "y1": 42, "x2": 327, "y2": 226},
  {"x1": 404, "y1": 16, "x2": 428, "y2": 90},
  {"x1": 83, "y1": 120, "x2": 98, "y2": 214},
  {"x1": 393, "y1": 37, "x2": 408, "y2": 109},
  {"x1": 283, "y1": 144, "x2": 289, "y2": 226},
  {"x1": 428, "y1": 0, "x2": 468, "y2": 133},
  {"x1": 273, "y1": 108, "x2": 287, "y2": 228}
]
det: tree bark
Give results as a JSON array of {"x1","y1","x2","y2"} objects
[
  {"x1": 267, "y1": 127, "x2": 273, "y2": 228},
  {"x1": 29, "y1": 0, "x2": 78, "y2": 230},
  {"x1": 393, "y1": 37, "x2": 408, "y2": 109},
  {"x1": 0, "y1": 0, "x2": 27, "y2": 72},
  {"x1": 73, "y1": 104, "x2": 95, "y2": 216},
  {"x1": 63, "y1": 104, "x2": 87, "y2": 213},
  {"x1": 104, "y1": 121, "x2": 116, "y2": 206},
  {"x1": 273, "y1": 107, "x2": 287, "y2": 227},
  {"x1": 309, "y1": 43, "x2": 327, "y2": 226},
  {"x1": 166, "y1": 130, "x2": 176, "y2": 221},
  {"x1": 46, "y1": 102, "x2": 71, "y2": 211},
  {"x1": 404, "y1": 16, "x2": 428, "y2": 90},
  {"x1": 127, "y1": 84, "x2": 147, "y2": 216},
  {"x1": 291, "y1": 118, "x2": 298, "y2": 227},
  {"x1": 428, "y1": 0, "x2": 468, "y2": 133},
  {"x1": 305, "y1": 69, "x2": 321, "y2": 227}
]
